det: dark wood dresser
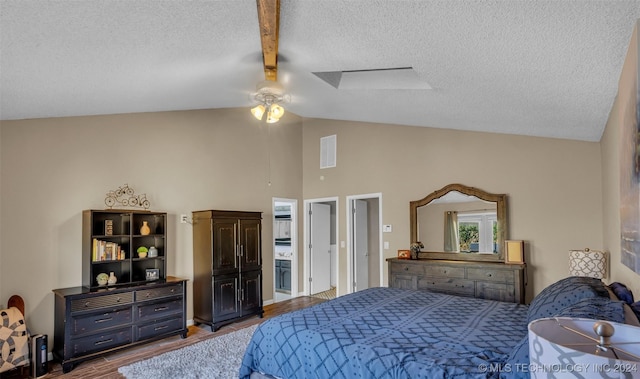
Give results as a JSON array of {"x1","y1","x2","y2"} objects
[
  {"x1": 387, "y1": 258, "x2": 525, "y2": 304},
  {"x1": 52, "y1": 277, "x2": 187, "y2": 373}
]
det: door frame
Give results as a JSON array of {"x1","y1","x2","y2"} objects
[
  {"x1": 346, "y1": 193, "x2": 383, "y2": 294},
  {"x1": 303, "y1": 197, "x2": 339, "y2": 296},
  {"x1": 272, "y1": 198, "x2": 298, "y2": 301}
]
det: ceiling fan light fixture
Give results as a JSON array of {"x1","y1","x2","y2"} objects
[
  {"x1": 266, "y1": 103, "x2": 284, "y2": 123},
  {"x1": 251, "y1": 104, "x2": 266, "y2": 120},
  {"x1": 251, "y1": 80, "x2": 288, "y2": 123}
]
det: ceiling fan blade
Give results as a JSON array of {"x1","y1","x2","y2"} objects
[{"x1": 256, "y1": 0, "x2": 279, "y2": 82}]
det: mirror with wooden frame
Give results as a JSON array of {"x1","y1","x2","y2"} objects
[{"x1": 410, "y1": 183, "x2": 507, "y2": 262}]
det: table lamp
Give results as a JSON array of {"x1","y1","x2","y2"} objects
[
  {"x1": 528, "y1": 317, "x2": 639, "y2": 378},
  {"x1": 568, "y1": 248, "x2": 607, "y2": 279}
]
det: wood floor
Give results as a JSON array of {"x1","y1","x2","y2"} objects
[{"x1": 1, "y1": 296, "x2": 326, "y2": 379}]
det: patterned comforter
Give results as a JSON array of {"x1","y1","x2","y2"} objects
[{"x1": 239, "y1": 287, "x2": 529, "y2": 379}]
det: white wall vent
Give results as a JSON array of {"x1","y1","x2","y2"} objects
[{"x1": 320, "y1": 135, "x2": 337, "y2": 169}]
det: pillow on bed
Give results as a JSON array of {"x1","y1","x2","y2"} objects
[
  {"x1": 609, "y1": 282, "x2": 634, "y2": 304},
  {"x1": 526, "y1": 276, "x2": 609, "y2": 324},
  {"x1": 555, "y1": 296, "x2": 625, "y2": 323}
]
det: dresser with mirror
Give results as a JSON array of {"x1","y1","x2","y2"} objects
[{"x1": 388, "y1": 183, "x2": 526, "y2": 304}]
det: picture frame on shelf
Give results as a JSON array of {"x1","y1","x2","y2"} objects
[
  {"x1": 146, "y1": 269, "x2": 160, "y2": 281},
  {"x1": 397, "y1": 249, "x2": 411, "y2": 259},
  {"x1": 104, "y1": 219, "x2": 113, "y2": 236}
]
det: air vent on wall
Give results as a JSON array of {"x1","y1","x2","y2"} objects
[{"x1": 320, "y1": 135, "x2": 337, "y2": 169}]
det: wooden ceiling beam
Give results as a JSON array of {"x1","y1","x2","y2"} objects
[{"x1": 256, "y1": 0, "x2": 280, "y2": 82}]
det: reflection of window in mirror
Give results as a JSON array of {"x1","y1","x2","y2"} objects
[{"x1": 457, "y1": 212, "x2": 497, "y2": 253}]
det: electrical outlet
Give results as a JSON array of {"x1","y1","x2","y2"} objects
[{"x1": 180, "y1": 214, "x2": 188, "y2": 224}]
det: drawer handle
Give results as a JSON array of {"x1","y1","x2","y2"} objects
[
  {"x1": 94, "y1": 338, "x2": 113, "y2": 346},
  {"x1": 154, "y1": 306, "x2": 169, "y2": 312},
  {"x1": 404, "y1": 267, "x2": 409, "y2": 271},
  {"x1": 84, "y1": 302, "x2": 91, "y2": 308},
  {"x1": 94, "y1": 317, "x2": 113, "y2": 324},
  {"x1": 154, "y1": 325, "x2": 169, "y2": 331},
  {"x1": 116, "y1": 297, "x2": 121, "y2": 302},
  {"x1": 170, "y1": 289, "x2": 175, "y2": 293},
  {"x1": 443, "y1": 270, "x2": 447, "y2": 274},
  {"x1": 145, "y1": 293, "x2": 151, "y2": 298}
]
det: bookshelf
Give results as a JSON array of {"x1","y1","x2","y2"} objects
[{"x1": 82, "y1": 209, "x2": 167, "y2": 288}]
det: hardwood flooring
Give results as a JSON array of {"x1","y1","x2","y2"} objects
[{"x1": 1, "y1": 296, "x2": 326, "y2": 379}]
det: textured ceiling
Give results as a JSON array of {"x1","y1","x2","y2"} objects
[{"x1": 1, "y1": 1, "x2": 639, "y2": 141}]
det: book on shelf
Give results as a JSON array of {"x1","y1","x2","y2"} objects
[{"x1": 92, "y1": 238, "x2": 124, "y2": 262}]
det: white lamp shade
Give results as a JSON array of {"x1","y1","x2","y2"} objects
[
  {"x1": 569, "y1": 249, "x2": 607, "y2": 279},
  {"x1": 529, "y1": 317, "x2": 640, "y2": 378}
]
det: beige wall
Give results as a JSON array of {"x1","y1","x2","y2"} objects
[
  {"x1": 601, "y1": 20, "x2": 640, "y2": 297},
  {"x1": 0, "y1": 108, "x2": 303, "y2": 337},
  {"x1": 4, "y1": 43, "x2": 640, "y2": 347},
  {"x1": 302, "y1": 118, "x2": 603, "y2": 300}
]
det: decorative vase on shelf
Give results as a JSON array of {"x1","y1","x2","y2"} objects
[
  {"x1": 140, "y1": 221, "x2": 150, "y2": 235},
  {"x1": 96, "y1": 273, "x2": 108, "y2": 286},
  {"x1": 148, "y1": 246, "x2": 158, "y2": 258},
  {"x1": 108, "y1": 272, "x2": 117, "y2": 285}
]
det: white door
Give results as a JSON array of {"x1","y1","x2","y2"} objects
[
  {"x1": 354, "y1": 199, "x2": 369, "y2": 292},
  {"x1": 310, "y1": 203, "x2": 331, "y2": 294}
]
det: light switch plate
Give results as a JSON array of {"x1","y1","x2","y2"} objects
[{"x1": 383, "y1": 225, "x2": 392, "y2": 232}]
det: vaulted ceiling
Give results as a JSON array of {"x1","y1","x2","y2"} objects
[{"x1": 1, "y1": 1, "x2": 639, "y2": 141}]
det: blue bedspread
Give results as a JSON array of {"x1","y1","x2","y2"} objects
[{"x1": 239, "y1": 287, "x2": 529, "y2": 379}]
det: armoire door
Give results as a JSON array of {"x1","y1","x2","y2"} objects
[
  {"x1": 239, "y1": 218, "x2": 261, "y2": 272},
  {"x1": 213, "y1": 274, "x2": 240, "y2": 321},
  {"x1": 212, "y1": 218, "x2": 239, "y2": 274},
  {"x1": 240, "y1": 270, "x2": 262, "y2": 316}
]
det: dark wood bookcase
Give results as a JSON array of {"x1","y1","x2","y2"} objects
[
  {"x1": 53, "y1": 209, "x2": 186, "y2": 373},
  {"x1": 82, "y1": 209, "x2": 167, "y2": 288}
]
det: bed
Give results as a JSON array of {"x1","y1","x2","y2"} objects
[{"x1": 239, "y1": 276, "x2": 638, "y2": 379}]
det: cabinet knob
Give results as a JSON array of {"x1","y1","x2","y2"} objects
[
  {"x1": 404, "y1": 267, "x2": 408, "y2": 271},
  {"x1": 487, "y1": 273, "x2": 493, "y2": 277},
  {"x1": 84, "y1": 302, "x2": 90, "y2": 308},
  {"x1": 116, "y1": 297, "x2": 121, "y2": 302},
  {"x1": 443, "y1": 270, "x2": 447, "y2": 274}
]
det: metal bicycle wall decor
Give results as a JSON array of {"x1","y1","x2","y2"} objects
[{"x1": 104, "y1": 184, "x2": 150, "y2": 210}]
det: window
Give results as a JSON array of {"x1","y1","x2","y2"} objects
[{"x1": 458, "y1": 211, "x2": 497, "y2": 253}]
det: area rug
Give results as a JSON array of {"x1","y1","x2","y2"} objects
[
  {"x1": 311, "y1": 286, "x2": 336, "y2": 300},
  {"x1": 118, "y1": 324, "x2": 258, "y2": 379}
]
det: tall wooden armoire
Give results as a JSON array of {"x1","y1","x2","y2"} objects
[{"x1": 192, "y1": 210, "x2": 263, "y2": 331}]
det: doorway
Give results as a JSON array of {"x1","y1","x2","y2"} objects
[
  {"x1": 304, "y1": 197, "x2": 338, "y2": 299},
  {"x1": 347, "y1": 194, "x2": 382, "y2": 293},
  {"x1": 273, "y1": 198, "x2": 298, "y2": 303}
]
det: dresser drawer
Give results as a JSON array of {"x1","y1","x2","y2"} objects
[
  {"x1": 71, "y1": 307, "x2": 132, "y2": 335},
  {"x1": 137, "y1": 298, "x2": 183, "y2": 322},
  {"x1": 422, "y1": 278, "x2": 475, "y2": 296},
  {"x1": 425, "y1": 265, "x2": 465, "y2": 278},
  {"x1": 475, "y1": 282, "x2": 516, "y2": 302},
  {"x1": 390, "y1": 262, "x2": 424, "y2": 275},
  {"x1": 71, "y1": 327, "x2": 132, "y2": 356},
  {"x1": 137, "y1": 317, "x2": 184, "y2": 341},
  {"x1": 136, "y1": 284, "x2": 183, "y2": 302},
  {"x1": 71, "y1": 292, "x2": 133, "y2": 312},
  {"x1": 466, "y1": 268, "x2": 514, "y2": 283}
]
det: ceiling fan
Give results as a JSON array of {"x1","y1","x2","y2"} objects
[{"x1": 250, "y1": 0, "x2": 288, "y2": 123}]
